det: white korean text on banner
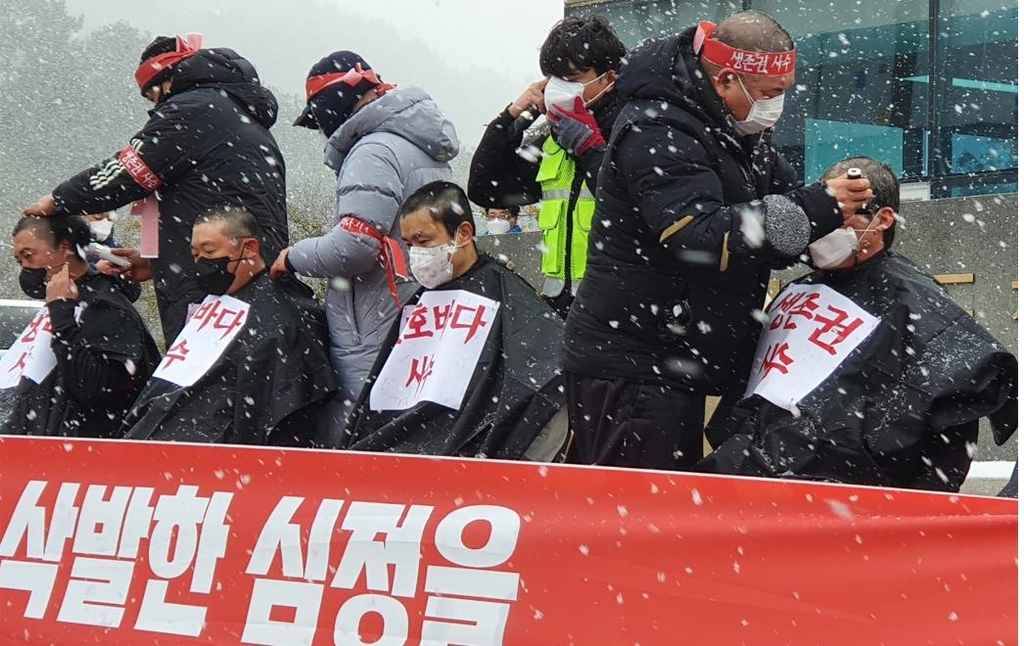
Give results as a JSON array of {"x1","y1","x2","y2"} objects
[
  {"x1": 152, "y1": 295, "x2": 250, "y2": 388},
  {"x1": 746, "y1": 283, "x2": 880, "y2": 410},
  {"x1": 370, "y1": 290, "x2": 499, "y2": 411}
]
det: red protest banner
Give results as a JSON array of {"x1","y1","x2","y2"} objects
[{"x1": 0, "y1": 436, "x2": 1016, "y2": 645}]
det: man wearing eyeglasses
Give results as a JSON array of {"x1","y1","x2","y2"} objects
[{"x1": 271, "y1": 51, "x2": 460, "y2": 429}]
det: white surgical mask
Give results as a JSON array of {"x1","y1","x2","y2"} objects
[
  {"x1": 486, "y1": 219, "x2": 512, "y2": 235},
  {"x1": 409, "y1": 236, "x2": 460, "y2": 288},
  {"x1": 543, "y1": 73, "x2": 609, "y2": 114},
  {"x1": 734, "y1": 77, "x2": 785, "y2": 136},
  {"x1": 808, "y1": 210, "x2": 882, "y2": 269},
  {"x1": 89, "y1": 218, "x2": 114, "y2": 241},
  {"x1": 808, "y1": 227, "x2": 859, "y2": 269}
]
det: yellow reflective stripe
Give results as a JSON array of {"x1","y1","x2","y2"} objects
[
  {"x1": 720, "y1": 232, "x2": 730, "y2": 272},
  {"x1": 658, "y1": 216, "x2": 695, "y2": 243}
]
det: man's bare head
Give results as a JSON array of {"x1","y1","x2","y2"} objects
[{"x1": 712, "y1": 11, "x2": 794, "y2": 56}]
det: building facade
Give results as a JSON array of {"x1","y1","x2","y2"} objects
[{"x1": 565, "y1": 0, "x2": 1017, "y2": 199}]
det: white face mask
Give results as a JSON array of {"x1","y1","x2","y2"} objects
[
  {"x1": 543, "y1": 73, "x2": 609, "y2": 113},
  {"x1": 409, "y1": 235, "x2": 461, "y2": 288},
  {"x1": 808, "y1": 211, "x2": 882, "y2": 269},
  {"x1": 734, "y1": 77, "x2": 785, "y2": 136},
  {"x1": 808, "y1": 227, "x2": 859, "y2": 269},
  {"x1": 486, "y1": 219, "x2": 512, "y2": 235},
  {"x1": 89, "y1": 219, "x2": 114, "y2": 241}
]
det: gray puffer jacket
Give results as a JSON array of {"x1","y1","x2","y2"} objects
[{"x1": 289, "y1": 86, "x2": 459, "y2": 409}]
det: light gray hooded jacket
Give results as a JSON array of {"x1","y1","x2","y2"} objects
[{"x1": 289, "y1": 86, "x2": 459, "y2": 411}]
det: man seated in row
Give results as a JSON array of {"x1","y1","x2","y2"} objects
[
  {"x1": 344, "y1": 181, "x2": 567, "y2": 460},
  {"x1": 1, "y1": 215, "x2": 160, "y2": 436},
  {"x1": 118, "y1": 206, "x2": 339, "y2": 445},
  {"x1": 698, "y1": 158, "x2": 1018, "y2": 492}
]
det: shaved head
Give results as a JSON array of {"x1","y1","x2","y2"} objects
[{"x1": 713, "y1": 11, "x2": 794, "y2": 53}]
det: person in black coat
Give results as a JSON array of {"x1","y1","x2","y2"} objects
[
  {"x1": 344, "y1": 182, "x2": 566, "y2": 460},
  {"x1": 697, "y1": 158, "x2": 1017, "y2": 493},
  {"x1": 1, "y1": 215, "x2": 160, "y2": 437},
  {"x1": 562, "y1": 11, "x2": 874, "y2": 470},
  {"x1": 121, "y1": 207, "x2": 338, "y2": 447},
  {"x1": 24, "y1": 35, "x2": 289, "y2": 343}
]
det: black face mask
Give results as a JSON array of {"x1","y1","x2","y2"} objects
[
  {"x1": 19, "y1": 267, "x2": 48, "y2": 300},
  {"x1": 194, "y1": 255, "x2": 241, "y2": 296}
]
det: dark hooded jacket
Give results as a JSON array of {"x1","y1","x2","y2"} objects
[
  {"x1": 121, "y1": 273, "x2": 338, "y2": 446},
  {"x1": 343, "y1": 255, "x2": 564, "y2": 458},
  {"x1": 562, "y1": 29, "x2": 843, "y2": 394},
  {"x1": 698, "y1": 253, "x2": 1018, "y2": 492},
  {"x1": 50, "y1": 48, "x2": 289, "y2": 343},
  {"x1": 0, "y1": 272, "x2": 160, "y2": 437}
]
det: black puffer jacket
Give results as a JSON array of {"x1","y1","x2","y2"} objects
[
  {"x1": 563, "y1": 29, "x2": 842, "y2": 394},
  {"x1": 52, "y1": 48, "x2": 288, "y2": 342}
]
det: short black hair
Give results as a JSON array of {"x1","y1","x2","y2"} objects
[
  {"x1": 399, "y1": 181, "x2": 475, "y2": 237},
  {"x1": 13, "y1": 215, "x2": 91, "y2": 258},
  {"x1": 822, "y1": 157, "x2": 901, "y2": 250},
  {"x1": 195, "y1": 206, "x2": 262, "y2": 241},
  {"x1": 487, "y1": 205, "x2": 520, "y2": 218},
  {"x1": 540, "y1": 16, "x2": 626, "y2": 78}
]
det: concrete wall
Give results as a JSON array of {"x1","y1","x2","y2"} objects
[{"x1": 477, "y1": 193, "x2": 1018, "y2": 462}]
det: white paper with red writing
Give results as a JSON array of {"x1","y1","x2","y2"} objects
[
  {"x1": 745, "y1": 284, "x2": 880, "y2": 410},
  {"x1": 370, "y1": 289, "x2": 499, "y2": 412},
  {"x1": 153, "y1": 295, "x2": 250, "y2": 388},
  {"x1": 0, "y1": 307, "x2": 58, "y2": 388}
]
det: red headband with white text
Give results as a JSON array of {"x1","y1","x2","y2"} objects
[{"x1": 693, "y1": 21, "x2": 796, "y2": 76}]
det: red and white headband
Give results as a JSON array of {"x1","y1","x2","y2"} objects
[
  {"x1": 693, "y1": 21, "x2": 796, "y2": 76},
  {"x1": 135, "y1": 34, "x2": 202, "y2": 91}
]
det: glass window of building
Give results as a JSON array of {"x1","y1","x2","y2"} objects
[
  {"x1": 750, "y1": 0, "x2": 931, "y2": 185},
  {"x1": 933, "y1": 0, "x2": 1018, "y2": 197},
  {"x1": 564, "y1": 0, "x2": 1018, "y2": 198}
]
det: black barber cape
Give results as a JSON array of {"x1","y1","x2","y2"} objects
[
  {"x1": 121, "y1": 273, "x2": 338, "y2": 446},
  {"x1": 698, "y1": 253, "x2": 1017, "y2": 492},
  {"x1": 343, "y1": 255, "x2": 564, "y2": 458},
  {"x1": 0, "y1": 273, "x2": 160, "y2": 437}
]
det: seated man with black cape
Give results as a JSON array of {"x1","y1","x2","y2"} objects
[
  {"x1": 1, "y1": 215, "x2": 160, "y2": 436},
  {"x1": 697, "y1": 158, "x2": 1017, "y2": 492},
  {"x1": 121, "y1": 207, "x2": 338, "y2": 446},
  {"x1": 343, "y1": 181, "x2": 566, "y2": 459}
]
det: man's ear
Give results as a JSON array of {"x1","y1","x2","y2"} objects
[
  {"x1": 243, "y1": 237, "x2": 261, "y2": 258},
  {"x1": 711, "y1": 69, "x2": 734, "y2": 99},
  {"x1": 876, "y1": 207, "x2": 897, "y2": 232}
]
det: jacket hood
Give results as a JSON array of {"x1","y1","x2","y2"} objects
[
  {"x1": 168, "y1": 48, "x2": 279, "y2": 128},
  {"x1": 617, "y1": 29, "x2": 734, "y2": 132},
  {"x1": 324, "y1": 86, "x2": 460, "y2": 170}
]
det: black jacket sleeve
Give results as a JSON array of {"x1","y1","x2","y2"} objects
[
  {"x1": 575, "y1": 146, "x2": 605, "y2": 197},
  {"x1": 619, "y1": 122, "x2": 842, "y2": 264},
  {"x1": 467, "y1": 108, "x2": 542, "y2": 208},
  {"x1": 51, "y1": 99, "x2": 200, "y2": 215},
  {"x1": 47, "y1": 299, "x2": 131, "y2": 403}
]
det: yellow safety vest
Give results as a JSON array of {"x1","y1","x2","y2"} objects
[{"x1": 535, "y1": 136, "x2": 594, "y2": 281}]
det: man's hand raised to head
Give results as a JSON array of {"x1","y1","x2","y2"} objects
[
  {"x1": 508, "y1": 78, "x2": 548, "y2": 119},
  {"x1": 23, "y1": 195, "x2": 56, "y2": 217},
  {"x1": 824, "y1": 177, "x2": 874, "y2": 219}
]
